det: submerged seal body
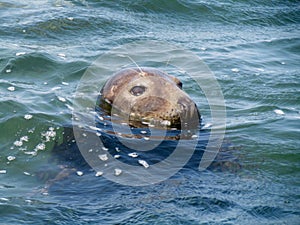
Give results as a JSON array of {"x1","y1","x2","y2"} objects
[{"x1": 98, "y1": 67, "x2": 200, "y2": 129}]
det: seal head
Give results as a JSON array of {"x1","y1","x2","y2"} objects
[{"x1": 99, "y1": 67, "x2": 200, "y2": 129}]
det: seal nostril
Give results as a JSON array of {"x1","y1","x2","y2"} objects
[{"x1": 130, "y1": 85, "x2": 146, "y2": 96}]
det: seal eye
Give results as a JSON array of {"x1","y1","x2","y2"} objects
[{"x1": 130, "y1": 85, "x2": 146, "y2": 96}]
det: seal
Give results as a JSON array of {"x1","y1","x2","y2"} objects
[{"x1": 98, "y1": 67, "x2": 200, "y2": 129}]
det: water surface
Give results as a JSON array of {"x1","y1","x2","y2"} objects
[{"x1": 0, "y1": 0, "x2": 299, "y2": 224}]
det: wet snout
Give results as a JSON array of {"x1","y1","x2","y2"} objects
[{"x1": 129, "y1": 94, "x2": 200, "y2": 128}]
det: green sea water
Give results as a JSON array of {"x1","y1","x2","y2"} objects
[{"x1": 0, "y1": 0, "x2": 300, "y2": 224}]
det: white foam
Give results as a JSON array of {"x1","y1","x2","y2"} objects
[
  {"x1": 231, "y1": 68, "x2": 239, "y2": 73},
  {"x1": 65, "y1": 104, "x2": 74, "y2": 110},
  {"x1": 23, "y1": 151, "x2": 37, "y2": 156},
  {"x1": 95, "y1": 171, "x2": 103, "y2": 177},
  {"x1": 42, "y1": 128, "x2": 56, "y2": 142},
  {"x1": 57, "y1": 96, "x2": 66, "y2": 102},
  {"x1": 28, "y1": 128, "x2": 35, "y2": 133},
  {"x1": 35, "y1": 143, "x2": 46, "y2": 151},
  {"x1": 114, "y1": 155, "x2": 121, "y2": 159},
  {"x1": 24, "y1": 114, "x2": 33, "y2": 120},
  {"x1": 98, "y1": 154, "x2": 108, "y2": 161},
  {"x1": 21, "y1": 136, "x2": 29, "y2": 142},
  {"x1": 16, "y1": 52, "x2": 26, "y2": 56},
  {"x1": 274, "y1": 109, "x2": 285, "y2": 115},
  {"x1": 76, "y1": 171, "x2": 83, "y2": 176},
  {"x1": 102, "y1": 147, "x2": 108, "y2": 151},
  {"x1": 114, "y1": 168, "x2": 122, "y2": 176},
  {"x1": 128, "y1": 152, "x2": 138, "y2": 158},
  {"x1": 202, "y1": 123, "x2": 212, "y2": 129},
  {"x1": 51, "y1": 86, "x2": 61, "y2": 91},
  {"x1": 88, "y1": 126, "x2": 102, "y2": 132},
  {"x1": 7, "y1": 86, "x2": 15, "y2": 91},
  {"x1": 138, "y1": 160, "x2": 149, "y2": 168},
  {"x1": 57, "y1": 53, "x2": 66, "y2": 58},
  {"x1": 7, "y1": 156, "x2": 16, "y2": 161},
  {"x1": 14, "y1": 140, "x2": 23, "y2": 147}
]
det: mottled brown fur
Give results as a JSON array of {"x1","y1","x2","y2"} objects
[{"x1": 99, "y1": 67, "x2": 200, "y2": 129}]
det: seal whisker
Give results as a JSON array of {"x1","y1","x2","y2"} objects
[
  {"x1": 126, "y1": 55, "x2": 145, "y2": 76},
  {"x1": 165, "y1": 57, "x2": 172, "y2": 68}
]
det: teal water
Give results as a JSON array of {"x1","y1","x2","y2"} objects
[{"x1": 1, "y1": 0, "x2": 300, "y2": 224}]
